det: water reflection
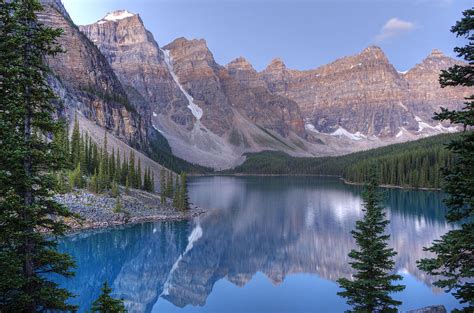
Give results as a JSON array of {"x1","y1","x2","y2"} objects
[{"x1": 57, "y1": 176, "x2": 456, "y2": 312}]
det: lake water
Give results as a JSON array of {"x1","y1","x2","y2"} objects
[{"x1": 56, "y1": 176, "x2": 461, "y2": 312}]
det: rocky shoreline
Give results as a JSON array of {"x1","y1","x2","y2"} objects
[{"x1": 54, "y1": 188, "x2": 206, "y2": 233}]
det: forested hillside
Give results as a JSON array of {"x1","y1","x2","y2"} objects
[{"x1": 229, "y1": 133, "x2": 464, "y2": 189}]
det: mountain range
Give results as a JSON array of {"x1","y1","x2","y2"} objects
[{"x1": 39, "y1": 1, "x2": 471, "y2": 170}]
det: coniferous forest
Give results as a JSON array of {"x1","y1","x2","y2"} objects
[
  {"x1": 230, "y1": 133, "x2": 462, "y2": 189},
  {"x1": 55, "y1": 114, "x2": 156, "y2": 194}
]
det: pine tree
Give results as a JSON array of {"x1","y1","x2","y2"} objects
[
  {"x1": 128, "y1": 150, "x2": 136, "y2": 189},
  {"x1": 418, "y1": 8, "x2": 474, "y2": 311},
  {"x1": 113, "y1": 196, "x2": 123, "y2": 213},
  {"x1": 84, "y1": 132, "x2": 89, "y2": 173},
  {"x1": 121, "y1": 151, "x2": 128, "y2": 185},
  {"x1": 89, "y1": 170, "x2": 99, "y2": 194},
  {"x1": 91, "y1": 281, "x2": 126, "y2": 313},
  {"x1": 160, "y1": 170, "x2": 166, "y2": 204},
  {"x1": 337, "y1": 169, "x2": 405, "y2": 312},
  {"x1": 115, "y1": 149, "x2": 121, "y2": 183},
  {"x1": 80, "y1": 133, "x2": 86, "y2": 174},
  {"x1": 136, "y1": 158, "x2": 142, "y2": 189},
  {"x1": 52, "y1": 122, "x2": 70, "y2": 168},
  {"x1": 102, "y1": 132, "x2": 109, "y2": 180},
  {"x1": 0, "y1": 1, "x2": 76, "y2": 310},
  {"x1": 166, "y1": 172, "x2": 174, "y2": 198},
  {"x1": 70, "y1": 112, "x2": 81, "y2": 167},
  {"x1": 143, "y1": 168, "x2": 150, "y2": 192},
  {"x1": 110, "y1": 148, "x2": 116, "y2": 183},
  {"x1": 92, "y1": 142, "x2": 99, "y2": 175},
  {"x1": 97, "y1": 159, "x2": 107, "y2": 193},
  {"x1": 179, "y1": 172, "x2": 189, "y2": 210},
  {"x1": 150, "y1": 171, "x2": 155, "y2": 193},
  {"x1": 111, "y1": 181, "x2": 120, "y2": 198},
  {"x1": 173, "y1": 175, "x2": 181, "y2": 208},
  {"x1": 125, "y1": 175, "x2": 130, "y2": 194}
]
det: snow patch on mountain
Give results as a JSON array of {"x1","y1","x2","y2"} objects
[
  {"x1": 304, "y1": 123, "x2": 319, "y2": 133},
  {"x1": 103, "y1": 10, "x2": 135, "y2": 22},
  {"x1": 161, "y1": 49, "x2": 203, "y2": 120},
  {"x1": 396, "y1": 127, "x2": 410, "y2": 138},
  {"x1": 415, "y1": 116, "x2": 458, "y2": 133},
  {"x1": 331, "y1": 127, "x2": 366, "y2": 141}
]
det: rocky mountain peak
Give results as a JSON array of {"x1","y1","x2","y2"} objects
[
  {"x1": 428, "y1": 49, "x2": 445, "y2": 58},
  {"x1": 99, "y1": 10, "x2": 137, "y2": 23},
  {"x1": 166, "y1": 37, "x2": 208, "y2": 51},
  {"x1": 359, "y1": 45, "x2": 389, "y2": 62},
  {"x1": 265, "y1": 58, "x2": 286, "y2": 71},
  {"x1": 407, "y1": 49, "x2": 458, "y2": 76},
  {"x1": 226, "y1": 57, "x2": 255, "y2": 72}
]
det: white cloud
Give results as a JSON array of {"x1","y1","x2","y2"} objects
[{"x1": 375, "y1": 18, "x2": 416, "y2": 42}]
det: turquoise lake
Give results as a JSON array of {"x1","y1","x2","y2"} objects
[{"x1": 56, "y1": 176, "x2": 462, "y2": 312}]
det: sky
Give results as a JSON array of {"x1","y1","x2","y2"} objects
[{"x1": 62, "y1": 0, "x2": 471, "y2": 72}]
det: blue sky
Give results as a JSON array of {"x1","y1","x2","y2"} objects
[{"x1": 62, "y1": 0, "x2": 471, "y2": 71}]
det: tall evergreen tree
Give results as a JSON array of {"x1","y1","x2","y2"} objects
[
  {"x1": 128, "y1": 150, "x2": 135, "y2": 189},
  {"x1": 418, "y1": 8, "x2": 474, "y2": 311},
  {"x1": 0, "y1": 0, "x2": 76, "y2": 310},
  {"x1": 121, "y1": 151, "x2": 128, "y2": 185},
  {"x1": 70, "y1": 112, "x2": 81, "y2": 167},
  {"x1": 179, "y1": 172, "x2": 189, "y2": 210},
  {"x1": 160, "y1": 170, "x2": 166, "y2": 204},
  {"x1": 150, "y1": 171, "x2": 155, "y2": 193},
  {"x1": 102, "y1": 132, "x2": 109, "y2": 179},
  {"x1": 166, "y1": 171, "x2": 174, "y2": 198},
  {"x1": 143, "y1": 168, "x2": 152, "y2": 192},
  {"x1": 337, "y1": 169, "x2": 405, "y2": 312},
  {"x1": 173, "y1": 175, "x2": 181, "y2": 208},
  {"x1": 110, "y1": 148, "x2": 116, "y2": 182},
  {"x1": 136, "y1": 158, "x2": 142, "y2": 189},
  {"x1": 115, "y1": 149, "x2": 121, "y2": 183},
  {"x1": 84, "y1": 132, "x2": 89, "y2": 173},
  {"x1": 52, "y1": 122, "x2": 70, "y2": 168},
  {"x1": 91, "y1": 281, "x2": 126, "y2": 313}
]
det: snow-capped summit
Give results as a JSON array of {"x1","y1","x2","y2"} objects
[{"x1": 101, "y1": 10, "x2": 135, "y2": 22}]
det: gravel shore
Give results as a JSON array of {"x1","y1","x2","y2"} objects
[{"x1": 54, "y1": 188, "x2": 206, "y2": 232}]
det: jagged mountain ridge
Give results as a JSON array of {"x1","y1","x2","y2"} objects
[
  {"x1": 261, "y1": 46, "x2": 470, "y2": 137},
  {"x1": 40, "y1": 2, "x2": 471, "y2": 169},
  {"x1": 38, "y1": 1, "x2": 210, "y2": 174},
  {"x1": 38, "y1": 2, "x2": 149, "y2": 149},
  {"x1": 80, "y1": 11, "x2": 330, "y2": 169},
  {"x1": 79, "y1": 9, "x2": 470, "y2": 168}
]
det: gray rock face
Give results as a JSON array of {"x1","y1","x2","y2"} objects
[
  {"x1": 38, "y1": 2, "x2": 149, "y2": 148},
  {"x1": 261, "y1": 46, "x2": 470, "y2": 137},
  {"x1": 222, "y1": 57, "x2": 305, "y2": 137},
  {"x1": 407, "y1": 305, "x2": 447, "y2": 313},
  {"x1": 79, "y1": 13, "x2": 195, "y2": 130},
  {"x1": 162, "y1": 38, "x2": 234, "y2": 136},
  {"x1": 405, "y1": 49, "x2": 471, "y2": 122},
  {"x1": 261, "y1": 46, "x2": 419, "y2": 137}
]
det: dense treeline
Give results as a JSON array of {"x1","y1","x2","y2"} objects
[
  {"x1": 54, "y1": 115, "x2": 155, "y2": 194},
  {"x1": 229, "y1": 133, "x2": 464, "y2": 188},
  {"x1": 54, "y1": 114, "x2": 191, "y2": 209},
  {"x1": 160, "y1": 171, "x2": 189, "y2": 210}
]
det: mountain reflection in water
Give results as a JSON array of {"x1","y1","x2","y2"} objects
[{"x1": 56, "y1": 176, "x2": 460, "y2": 312}]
